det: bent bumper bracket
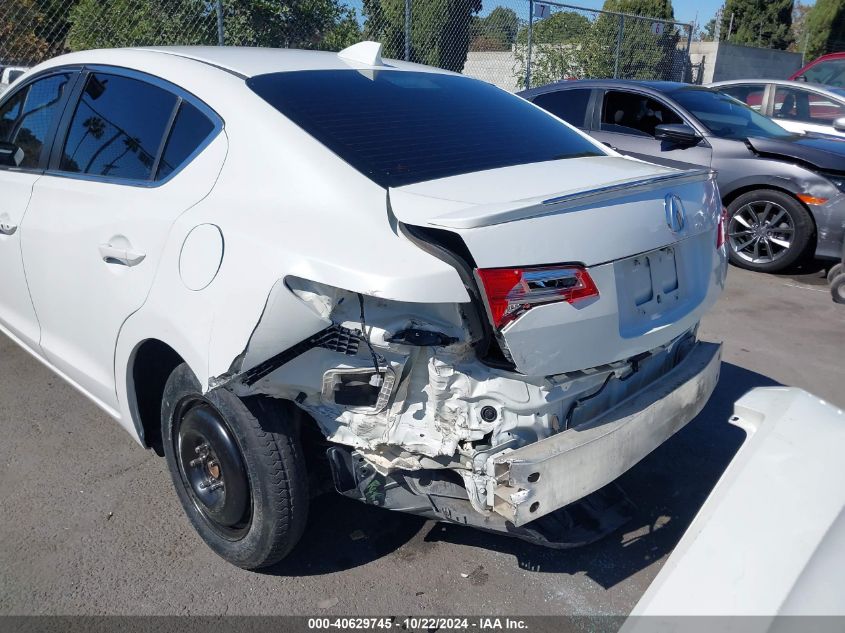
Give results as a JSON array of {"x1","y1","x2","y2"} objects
[{"x1": 492, "y1": 342, "x2": 722, "y2": 525}]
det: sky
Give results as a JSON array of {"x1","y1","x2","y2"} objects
[{"x1": 345, "y1": 0, "x2": 814, "y2": 34}]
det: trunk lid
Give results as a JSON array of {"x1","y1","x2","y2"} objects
[{"x1": 391, "y1": 156, "x2": 725, "y2": 376}]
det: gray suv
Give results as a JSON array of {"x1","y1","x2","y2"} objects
[{"x1": 519, "y1": 80, "x2": 845, "y2": 273}]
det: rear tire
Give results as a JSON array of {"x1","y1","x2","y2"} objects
[
  {"x1": 828, "y1": 263, "x2": 843, "y2": 284},
  {"x1": 726, "y1": 190, "x2": 813, "y2": 273},
  {"x1": 161, "y1": 363, "x2": 308, "y2": 569}
]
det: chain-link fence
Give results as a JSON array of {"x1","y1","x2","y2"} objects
[{"x1": 1, "y1": 0, "x2": 693, "y2": 93}]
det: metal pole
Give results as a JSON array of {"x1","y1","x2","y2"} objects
[
  {"x1": 404, "y1": 0, "x2": 411, "y2": 61},
  {"x1": 215, "y1": 0, "x2": 224, "y2": 46},
  {"x1": 801, "y1": 30, "x2": 809, "y2": 64},
  {"x1": 526, "y1": 0, "x2": 534, "y2": 89},
  {"x1": 614, "y1": 14, "x2": 624, "y2": 79},
  {"x1": 727, "y1": 12, "x2": 734, "y2": 42},
  {"x1": 682, "y1": 23, "x2": 693, "y2": 81}
]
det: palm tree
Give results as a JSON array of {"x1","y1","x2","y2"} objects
[
  {"x1": 102, "y1": 135, "x2": 141, "y2": 176},
  {"x1": 68, "y1": 115, "x2": 105, "y2": 163}
]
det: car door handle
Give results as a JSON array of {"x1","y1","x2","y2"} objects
[
  {"x1": 99, "y1": 243, "x2": 146, "y2": 267},
  {"x1": 0, "y1": 222, "x2": 18, "y2": 235}
]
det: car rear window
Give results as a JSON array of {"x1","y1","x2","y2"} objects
[{"x1": 247, "y1": 70, "x2": 603, "y2": 188}]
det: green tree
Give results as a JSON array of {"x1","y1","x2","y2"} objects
[
  {"x1": 470, "y1": 7, "x2": 520, "y2": 51},
  {"x1": 720, "y1": 0, "x2": 794, "y2": 49},
  {"x1": 598, "y1": 0, "x2": 680, "y2": 79},
  {"x1": 1, "y1": 0, "x2": 50, "y2": 64},
  {"x1": 222, "y1": 0, "x2": 360, "y2": 49},
  {"x1": 33, "y1": 0, "x2": 81, "y2": 54},
  {"x1": 699, "y1": 17, "x2": 717, "y2": 41},
  {"x1": 513, "y1": 11, "x2": 593, "y2": 86},
  {"x1": 514, "y1": 0, "x2": 680, "y2": 87},
  {"x1": 363, "y1": 0, "x2": 482, "y2": 72},
  {"x1": 789, "y1": 1, "x2": 812, "y2": 52},
  {"x1": 66, "y1": 0, "x2": 360, "y2": 52},
  {"x1": 802, "y1": 0, "x2": 845, "y2": 60}
]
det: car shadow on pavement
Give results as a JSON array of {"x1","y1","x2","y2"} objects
[
  {"x1": 424, "y1": 362, "x2": 780, "y2": 588},
  {"x1": 263, "y1": 362, "x2": 778, "y2": 584},
  {"x1": 761, "y1": 257, "x2": 829, "y2": 286}
]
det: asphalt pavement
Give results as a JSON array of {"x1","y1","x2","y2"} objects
[{"x1": 1, "y1": 264, "x2": 843, "y2": 616}]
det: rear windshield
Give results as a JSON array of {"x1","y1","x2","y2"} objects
[{"x1": 247, "y1": 70, "x2": 603, "y2": 188}]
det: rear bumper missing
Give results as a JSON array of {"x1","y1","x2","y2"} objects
[{"x1": 491, "y1": 341, "x2": 722, "y2": 525}]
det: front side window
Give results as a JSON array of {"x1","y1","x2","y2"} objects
[
  {"x1": 773, "y1": 86, "x2": 845, "y2": 125},
  {"x1": 718, "y1": 85, "x2": 766, "y2": 112},
  {"x1": 801, "y1": 59, "x2": 845, "y2": 88},
  {"x1": 248, "y1": 70, "x2": 603, "y2": 188},
  {"x1": 60, "y1": 73, "x2": 176, "y2": 180},
  {"x1": 670, "y1": 88, "x2": 793, "y2": 140},
  {"x1": 531, "y1": 89, "x2": 593, "y2": 128},
  {"x1": 0, "y1": 73, "x2": 71, "y2": 169},
  {"x1": 600, "y1": 90, "x2": 682, "y2": 137}
]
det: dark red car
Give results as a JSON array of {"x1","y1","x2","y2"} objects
[{"x1": 791, "y1": 52, "x2": 845, "y2": 88}]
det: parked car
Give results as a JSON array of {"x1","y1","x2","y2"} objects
[
  {"x1": 709, "y1": 79, "x2": 845, "y2": 138},
  {"x1": 519, "y1": 80, "x2": 845, "y2": 272},
  {"x1": 0, "y1": 66, "x2": 28, "y2": 96},
  {"x1": 791, "y1": 52, "x2": 845, "y2": 89},
  {"x1": 0, "y1": 44, "x2": 725, "y2": 569}
]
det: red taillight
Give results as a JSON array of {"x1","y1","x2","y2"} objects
[
  {"x1": 476, "y1": 265, "x2": 599, "y2": 329},
  {"x1": 717, "y1": 206, "x2": 728, "y2": 249}
]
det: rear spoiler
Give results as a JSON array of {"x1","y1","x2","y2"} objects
[{"x1": 392, "y1": 168, "x2": 714, "y2": 230}]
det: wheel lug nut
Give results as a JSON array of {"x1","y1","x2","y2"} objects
[
  {"x1": 189, "y1": 456, "x2": 206, "y2": 467},
  {"x1": 199, "y1": 479, "x2": 224, "y2": 492}
]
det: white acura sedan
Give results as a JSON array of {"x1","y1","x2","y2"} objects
[{"x1": 0, "y1": 42, "x2": 726, "y2": 569}]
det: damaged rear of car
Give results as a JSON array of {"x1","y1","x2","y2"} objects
[
  {"x1": 30, "y1": 44, "x2": 730, "y2": 570},
  {"x1": 188, "y1": 49, "x2": 728, "y2": 567}
]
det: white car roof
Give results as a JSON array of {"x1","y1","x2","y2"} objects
[
  {"x1": 34, "y1": 45, "x2": 455, "y2": 79},
  {"x1": 708, "y1": 78, "x2": 845, "y2": 101}
]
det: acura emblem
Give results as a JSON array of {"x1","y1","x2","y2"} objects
[{"x1": 665, "y1": 194, "x2": 686, "y2": 233}]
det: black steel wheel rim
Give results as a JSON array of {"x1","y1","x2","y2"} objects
[{"x1": 174, "y1": 400, "x2": 252, "y2": 540}]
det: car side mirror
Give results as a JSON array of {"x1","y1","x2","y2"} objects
[
  {"x1": 833, "y1": 117, "x2": 845, "y2": 133},
  {"x1": 654, "y1": 123, "x2": 701, "y2": 146},
  {"x1": 0, "y1": 141, "x2": 24, "y2": 167}
]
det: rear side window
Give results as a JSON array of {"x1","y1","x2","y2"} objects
[
  {"x1": 248, "y1": 70, "x2": 603, "y2": 188},
  {"x1": 60, "y1": 73, "x2": 176, "y2": 180},
  {"x1": 156, "y1": 101, "x2": 215, "y2": 180},
  {"x1": 0, "y1": 73, "x2": 71, "y2": 169},
  {"x1": 531, "y1": 89, "x2": 592, "y2": 128},
  {"x1": 600, "y1": 90, "x2": 682, "y2": 137},
  {"x1": 773, "y1": 86, "x2": 845, "y2": 124}
]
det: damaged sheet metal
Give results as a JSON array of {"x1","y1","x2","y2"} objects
[{"x1": 224, "y1": 274, "x2": 717, "y2": 534}]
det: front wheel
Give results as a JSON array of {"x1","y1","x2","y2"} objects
[
  {"x1": 726, "y1": 190, "x2": 814, "y2": 273},
  {"x1": 161, "y1": 363, "x2": 308, "y2": 569}
]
